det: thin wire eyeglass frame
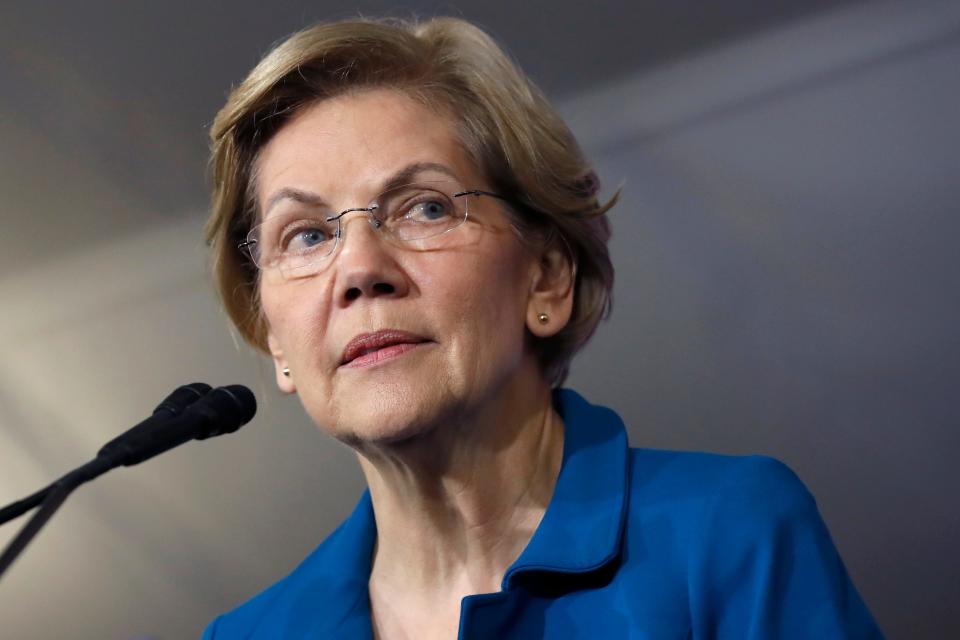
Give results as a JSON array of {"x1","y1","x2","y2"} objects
[{"x1": 237, "y1": 185, "x2": 508, "y2": 275}]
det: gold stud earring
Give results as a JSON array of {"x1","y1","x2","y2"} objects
[
  {"x1": 282, "y1": 367, "x2": 291, "y2": 377},
  {"x1": 537, "y1": 313, "x2": 549, "y2": 325}
]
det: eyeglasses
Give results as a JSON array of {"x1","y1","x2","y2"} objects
[{"x1": 239, "y1": 180, "x2": 505, "y2": 278}]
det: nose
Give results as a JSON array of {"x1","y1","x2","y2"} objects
[{"x1": 332, "y1": 210, "x2": 408, "y2": 306}]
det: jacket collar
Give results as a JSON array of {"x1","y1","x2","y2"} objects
[
  {"x1": 501, "y1": 388, "x2": 630, "y2": 588},
  {"x1": 311, "y1": 388, "x2": 630, "y2": 631}
]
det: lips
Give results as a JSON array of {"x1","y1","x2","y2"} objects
[{"x1": 340, "y1": 329, "x2": 430, "y2": 367}]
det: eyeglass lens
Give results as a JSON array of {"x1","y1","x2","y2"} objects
[{"x1": 246, "y1": 180, "x2": 470, "y2": 276}]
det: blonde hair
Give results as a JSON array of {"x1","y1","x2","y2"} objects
[{"x1": 206, "y1": 17, "x2": 616, "y2": 386}]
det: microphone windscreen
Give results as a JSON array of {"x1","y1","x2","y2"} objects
[
  {"x1": 194, "y1": 385, "x2": 257, "y2": 439},
  {"x1": 155, "y1": 382, "x2": 212, "y2": 416}
]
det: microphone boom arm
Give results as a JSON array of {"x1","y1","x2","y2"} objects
[{"x1": 0, "y1": 383, "x2": 255, "y2": 582}]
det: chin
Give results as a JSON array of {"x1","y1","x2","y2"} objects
[
  {"x1": 311, "y1": 380, "x2": 460, "y2": 451},
  {"x1": 336, "y1": 419, "x2": 437, "y2": 451}
]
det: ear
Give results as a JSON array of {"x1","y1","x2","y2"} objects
[
  {"x1": 267, "y1": 331, "x2": 297, "y2": 394},
  {"x1": 526, "y1": 243, "x2": 575, "y2": 338}
]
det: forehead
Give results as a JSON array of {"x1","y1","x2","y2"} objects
[{"x1": 254, "y1": 89, "x2": 478, "y2": 208}]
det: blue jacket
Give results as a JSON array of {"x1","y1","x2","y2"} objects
[{"x1": 203, "y1": 389, "x2": 884, "y2": 638}]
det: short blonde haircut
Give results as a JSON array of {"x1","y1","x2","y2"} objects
[{"x1": 206, "y1": 17, "x2": 616, "y2": 386}]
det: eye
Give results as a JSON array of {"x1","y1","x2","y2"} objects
[
  {"x1": 280, "y1": 220, "x2": 335, "y2": 253},
  {"x1": 404, "y1": 197, "x2": 452, "y2": 223}
]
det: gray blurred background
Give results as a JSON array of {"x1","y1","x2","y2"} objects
[{"x1": 1, "y1": 1, "x2": 957, "y2": 638}]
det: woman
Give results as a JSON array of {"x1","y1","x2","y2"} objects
[{"x1": 201, "y1": 17, "x2": 882, "y2": 639}]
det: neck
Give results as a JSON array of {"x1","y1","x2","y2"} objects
[{"x1": 358, "y1": 369, "x2": 564, "y2": 600}]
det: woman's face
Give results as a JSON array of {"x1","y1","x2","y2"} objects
[{"x1": 255, "y1": 89, "x2": 568, "y2": 445}]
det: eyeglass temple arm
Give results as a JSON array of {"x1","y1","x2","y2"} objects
[{"x1": 453, "y1": 189, "x2": 506, "y2": 201}]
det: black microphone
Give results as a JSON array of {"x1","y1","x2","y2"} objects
[
  {"x1": 96, "y1": 382, "x2": 212, "y2": 461},
  {"x1": 0, "y1": 382, "x2": 211, "y2": 526},
  {"x1": 100, "y1": 384, "x2": 257, "y2": 467},
  {"x1": 0, "y1": 383, "x2": 257, "y2": 581}
]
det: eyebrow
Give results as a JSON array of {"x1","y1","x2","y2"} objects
[
  {"x1": 261, "y1": 161, "x2": 461, "y2": 218},
  {"x1": 262, "y1": 188, "x2": 328, "y2": 218}
]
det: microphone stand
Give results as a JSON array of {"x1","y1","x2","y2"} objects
[
  {"x1": 0, "y1": 482, "x2": 74, "y2": 578},
  {"x1": 0, "y1": 383, "x2": 255, "y2": 582},
  {"x1": 0, "y1": 382, "x2": 214, "y2": 579},
  {"x1": 0, "y1": 456, "x2": 115, "y2": 580},
  {"x1": 0, "y1": 485, "x2": 54, "y2": 526}
]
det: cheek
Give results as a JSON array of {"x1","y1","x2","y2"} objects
[
  {"x1": 259, "y1": 280, "x2": 330, "y2": 364},
  {"x1": 424, "y1": 241, "x2": 532, "y2": 377}
]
